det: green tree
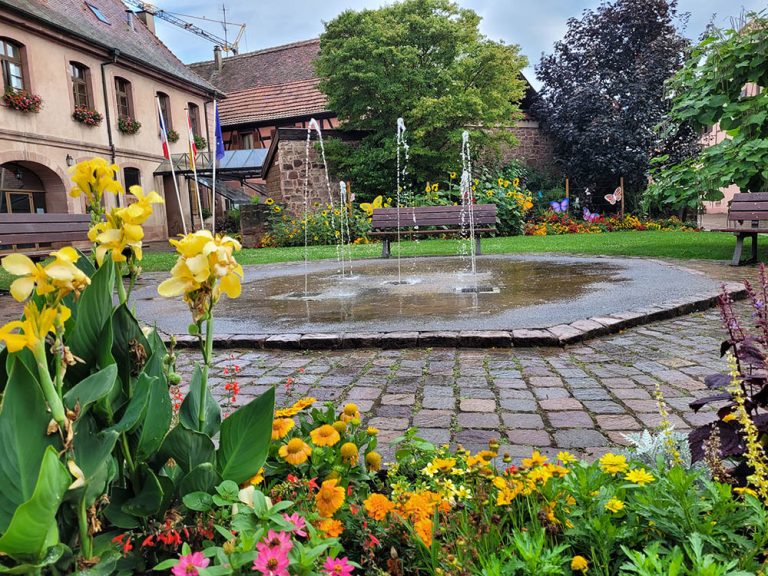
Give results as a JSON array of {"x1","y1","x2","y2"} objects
[
  {"x1": 315, "y1": 0, "x2": 527, "y2": 199},
  {"x1": 645, "y1": 12, "x2": 768, "y2": 213}
]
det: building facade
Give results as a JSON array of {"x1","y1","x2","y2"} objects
[{"x1": 0, "y1": 0, "x2": 218, "y2": 245}]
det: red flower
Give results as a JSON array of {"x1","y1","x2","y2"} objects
[{"x1": 140, "y1": 535, "x2": 155, "y2": 548}]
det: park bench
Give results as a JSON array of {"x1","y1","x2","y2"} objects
[
  {"x1": 0, "y1": 213, "x2": 90, "y2": 258},
  {"x1": 369, "y1": 204, "x2": 497, "y2": 258},
  {"x1": 713, "y1": 193, "x2": 768, "y2": 266}
]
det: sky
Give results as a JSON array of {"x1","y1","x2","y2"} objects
[{"x1": 148, "y1": 0, "x2": 765, "y2": 88}]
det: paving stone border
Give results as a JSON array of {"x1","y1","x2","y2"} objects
[{"x1": 167, "y1": 282, "x2": 745, "y2": 350}]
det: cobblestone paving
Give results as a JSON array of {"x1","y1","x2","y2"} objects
[{"x1": 177, "y1": 306, "x2": 734, "y2": 462}]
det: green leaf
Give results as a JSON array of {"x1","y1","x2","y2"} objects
[
  {"x1": 179, "y1": 463, "x2": 222, "y2": 496},
  {"x1": 110, "y1": 303, "x2": 151, "y2": 388},
  {"x1": 179, "y1": 364, "x2": 221, "y2": 437},
  {"x1": 0, "y1": 446, "x2": 71, "y2": 562},
  {"x1": 121, "y1": 464, "x2": 164, "y2": 517},
  {"x1": 73, "y1": 550, "x2": 121, "y2": 576},
  {"x1": 106, "y1": 373, "x2": 154, "y2": 434},
  {"x1": 182, "y1": 491, "x2": 214, "y2": 512},
  {"x1": 0, "y1": 544, "x2": 65, "y2": 573},
  {"x1": 217, "y1": 388, "x2": 275, "y2": 484},
  {"x1": 66, "y1": 258, "x2": 115, "y2": 381},
  {"x1": 71, "y1": 415, "x2": 119, "y2": 506},
  {"x1": 132, "y1": 372, "x2": 172, "y2": 462},
  {"x1": 0, "y1": 357, "x2": 58, "y2": 531},
  {"x1": 102, "y1": 488, "x2": 140, "y2": 529},
  {"x1": 159, "y1": 425, "x2": 216, "y2": 474},
  {"x1": 64, "y1": 364, "x2": 118, "y2": 414}
]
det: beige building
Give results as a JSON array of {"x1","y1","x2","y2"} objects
[{"x1": 0, "y1": 0, "x2": 218, "y2": 244}]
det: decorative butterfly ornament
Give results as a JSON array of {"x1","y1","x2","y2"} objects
[
  {"x1": 604, "y1": 187, "x2": 623, "y2": 205},
  {"x1": 583, "y1": 208, "x2": 600, "y2": 222},
  {"x1": 549, "y1": 198, "x2": 569, "y2": 213},
  {"x1": 360, "y1": 195, "x2": 383, "y2": 217}
]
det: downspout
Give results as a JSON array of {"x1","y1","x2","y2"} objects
[{"x1": 100, "y1": 49, "x2": 120, "y2": 163}]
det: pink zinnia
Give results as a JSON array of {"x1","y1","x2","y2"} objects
[
  {"x1": 252, "y1": 547, "x2": 289, "y2": 576},
  {"x1": 171, "y1": 552, "x2": 209, "y2": 576},
  {"x1": 322, "y1": 556, "x2": 354, "y2": 576},
  {"x1": 282, "y1": 513, "x2": 307, "y2": 537},
  {"x1": 256, "y1": 530, "x2": 293, "y2": 556}
]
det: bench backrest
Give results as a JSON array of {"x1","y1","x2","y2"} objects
[
  {"x1": 0, "y1": 213, "x2": 91, "y2": 254},
  {"x1": 727, "y1": 193, "x2": 768, "y2": 225},
  {"x1": 371, "y1": 204, "x2": 497, "y2": 230}
]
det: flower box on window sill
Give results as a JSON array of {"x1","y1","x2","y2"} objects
[
  {"x1": 118, "y1": 116, "x2": 141, "y2": 135},
  {"x1": 166, "y1": 128, "x2": 180, "y2": 143},
  {"x1": 2, "y1": 89, "x2": 43, "y2": 113},
  {"x1": 72, "y1": 106, "x2": 103, "y2": 127},
  {"x1": 194, "y1": 135, "x2": 207, "y2": 150}
]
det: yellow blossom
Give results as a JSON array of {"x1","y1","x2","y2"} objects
[
  {"x1": 69, "y1": 157, "x2": 123, "y2": 205},
  {"x1": 248, "y1": 468, "x2": 264, "y2": 486},
  {"x1": 265, "y1": 198, "x2": 274, "y2": 205},
  {"x1": 604, "y1": 498, "x2": 624, "y2": 513},
  {"x1": 339, "y1": 403, "x2": 360, "y2": 424},
  {"x1": 522, "y1": 450, "x2": 548, "y2": 469},
  {"x1": 315, "y1": 479, "x2": 345, "y2": 517},
  {"x1": 271, "y1": 418, "x2": 294, "y2": 440},
  {"x1": 557, "y1": 451, "x2": 577, "y2": 464},
  {"x1": 365, "y1": 451, "x2": 382, "y2": 472},
  {"x1": 624, "y1": 468, "x2": 654, "y2": 485},
  {"x1": 366, "y1": 426, "x2": 379, "y2": 436},
  {"x1": 310, "y1": 424, "x2": 341, "y2": 447},
  {"x1": 317, "y1": 518, "x2": 343, "y2": 538},
  {"x1": 2, "y1": 247, "x2": 89, "y2": 302},
  {"x1": 278, "y1": 438, "x2": 312, "y2": 465},
  {"x1": 0, "y1": 301, "x2": 70, "y2": 353},
  {"x1": 599, "y1": 453, "x2": 628, "y2": 476},
  {"x1": 340, "y1": 442, "x2": 358, "y2": 464},
  {"x1": 364, "y1": 493, "x2": 394, "y2": 520},
  {"x1": 571, "y1": 555, "x2": 589, "y2": 573}
]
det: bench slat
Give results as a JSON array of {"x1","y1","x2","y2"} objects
[
  {"x1": 0, "y1": 213, "x2": 90, "y2": 224},
  {"x1": 728, "y1": 213, "x2": 768, "y2": 221},
  {"x1": 372, "y1": 216, "x2": 497, "y2": 227},
  {"x1": 0, "y1": 231, "x2": 91, "y2": 245},
  {"x1": 730, "y1": 192, "x2": 768, "y2": 202},
  {"x1": 368, "y1": 227, "x2": 496, "y2": 237},
  {"x1": 1, "y1": 222, "x2": 91, "y2": 234}
]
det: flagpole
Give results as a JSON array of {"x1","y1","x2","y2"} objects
[
  {"x1": 186, "y1": 107, "x2": 205, "y2": 231},
  {"x1": 211, "y1": 100, "x2": 218, "y2": 235},
  {"x1": 156, "y1": 96, "x2": 187, "y2": 235}
]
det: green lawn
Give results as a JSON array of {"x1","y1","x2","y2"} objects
[{"x1": 0, "y1": 231, "x2": 744, "y2": 291}]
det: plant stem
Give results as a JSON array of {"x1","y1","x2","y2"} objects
[
  {"x1": 120, "y1": 432, "x2": 136, "y2": 475},
  {"x1": 77, "y1": 497, "x2": 93, "y2": 560},
  {"x1": 198, "y1": 311, "x2": 214, "y2": 432},
  {"x1": 32, "y1": 343, "x2": 67, "y2": 431}
]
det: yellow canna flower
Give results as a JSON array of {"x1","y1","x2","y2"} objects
[
  {"x1": 2, "y1": 248, "x2": 89, "y2": 302},
  {"x1": 2, "y1": 253, "x2": 54, "y2": 302},
  {"x1": 0, "y1": 301, "x2": 70, "y2": 353},
  {"x1": 69, "y1": 157, "x2": 123, "y2": 206}
]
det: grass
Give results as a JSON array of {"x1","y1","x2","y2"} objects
[{"x1": 0, "y1": 231, "x2": 746, "y2": 291}]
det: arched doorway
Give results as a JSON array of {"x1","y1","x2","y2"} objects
[{"x1": 0, "y1": 161, "x2": 67, "y2": 214}]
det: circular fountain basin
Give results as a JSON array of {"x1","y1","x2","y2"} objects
[{"x1": 132, "y1": 255, "x2": 722, "y2": 336}]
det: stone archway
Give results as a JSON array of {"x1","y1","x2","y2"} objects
[{"x1": 0, "y1": 157, "x2": 68, "y2": 214}]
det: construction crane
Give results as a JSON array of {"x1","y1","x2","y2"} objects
[{"x1": 122, "y1": 0, "x2": 246, "y2": 55}]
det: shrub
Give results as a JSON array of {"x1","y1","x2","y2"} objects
[
  {"x1": 263, "y1": 198, "x2": 371, "y2": 248},
  {"x1": 194, "y1": 135, "x2": 207, "y2": 150}
]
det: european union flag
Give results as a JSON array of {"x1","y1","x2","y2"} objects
[{"x1": 214, "y1": 101, "x2": 225, "y2": 160}]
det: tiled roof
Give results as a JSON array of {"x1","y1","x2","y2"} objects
[
  {"x1": 189, "y1": 38, "x2": 320, "y2": 94},
  {"x1": 220, "y1": 78, "x2": 329, "y2": 126},
  {"x1": 0, "y1": 0, "x2": 215, "y2": 92}
]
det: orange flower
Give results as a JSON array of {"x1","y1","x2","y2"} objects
[
  {"x1": 315, "y1": 479, "x2": 345, "y2": 517},
  {"x1": 310, "y1": 424, "x2": 341, "y2": 447},
  {"x1": 317, "y1": 518, "x2": 343, "y2": 538},
  {"x1": 278, "y1": 438, "x2": 312, "y2": 465},
  {"x1": 339, "y1": 403, "x2": 360, "y2": 423},
  {"x1": 340, "y1": 442, "x2": 358, "y2": 464},
  {"x1": 414, "y1": 518, "x2": 433, "y2": 548},
  {"x1": 364, "y1": 494, "x2": 395, "y2": 521},
  {"x1": 272, "y1": 418, "x2": 294, "y2": 440}
]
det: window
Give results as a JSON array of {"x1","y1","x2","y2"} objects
[
  {"x1": 240, "y1": 132, "x2": 254, "y2": 149},
  {"x1": 70, "y1": 62, "x2": 90, "y2": 108},
  {"x1": 0, "y1": 163, "x2": 46, "y2": 214},
  {"x1": 188, "y1": 103, "x2": 200, "y2": 137},
  {"x1": 124, "y1": 167, "x2": 141, "y2": 190},
  {"x1": 1, "y1": 39, "x2": 24, "y2": 91},
  {"x1": 157, "y1": 92, "x2": 172, "y2": 130},
  {"x1": 86, "y1": 3, "x2": 110, "y2": 24},
  {"x1": 114, "y1": 76, "x2": 132, "y2": 118}
]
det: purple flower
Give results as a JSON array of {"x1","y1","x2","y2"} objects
[
  {"x1": 171, "y1": 551, "x2": 209, "y2": 576},
  {"x1": 282, "y1": 513, "x2": 307, "y2": 537}
]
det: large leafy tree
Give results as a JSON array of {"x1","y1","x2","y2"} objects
[
  {"x1": 535, "y1": 0, "x2": 694, "y2": 209},
  {"x1": 645, "y1": 13, "x2": 768, "y2": 213},
  {"x1": 315, "y1": 0, "x2": 527, "y2": 198}
]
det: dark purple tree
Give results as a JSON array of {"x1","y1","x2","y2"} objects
[{"x1": 534, "y1": 0, "x2": 696, "y2": 210}]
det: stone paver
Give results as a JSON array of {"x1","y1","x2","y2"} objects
[{"x1": 176, "y1": 305, "x2": 739, "y2": 461}]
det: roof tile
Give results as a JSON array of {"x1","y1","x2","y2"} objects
[{"x1": 220, "y1": 78, "x2": 329, "y2": 125}]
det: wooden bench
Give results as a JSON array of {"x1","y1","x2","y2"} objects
[
  {"x1": 712, "y1": 193, "x2": 768, "y2": 266},
  {"x1": 0, "y1": 213, "x2": 91, "y2": 258},
  {"x1": 369, "y1": 204, "x2": 497, "y2": 258}
]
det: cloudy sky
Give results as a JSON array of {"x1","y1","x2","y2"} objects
[{"x1": 149, "y1": 0, "x2": 764, "y2": 87}]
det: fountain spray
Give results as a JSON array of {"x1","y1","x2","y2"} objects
[
  {"x1": 396, "y1": 117, "x2": 410, "y2": 284},
  {"x1": 460, "y1": 130, "x2": 477, "y2": 275}
]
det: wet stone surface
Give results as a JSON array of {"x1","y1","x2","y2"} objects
[{"x1": 176, "y1": 306, "x2": 733, "y2": 463}]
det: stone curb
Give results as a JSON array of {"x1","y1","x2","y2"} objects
[{"x1": 165, "y1": 285, "x2": 746, "y2": 350}]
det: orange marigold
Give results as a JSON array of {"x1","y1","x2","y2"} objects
[
  {"x1": 414, "y1": 518, "x2": 433, "y2": 548},
  {"x1": 315, "y1": 479, "x2": 345, "y2": 517},
  {"x1": 364, "y1": 493, "x2": 395, "y2": 521},
  {"x1": 317, "y1": 518, "x2": 344, "y2": 538}
]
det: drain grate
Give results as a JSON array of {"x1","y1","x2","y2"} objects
[
  {"x1": 284, "y1": 291, "x2": 322, "y2": 299},
  {"x1": 386, "y1": 281, "x2": 411, "y2": 286},
  {"x1": 456, "y1": 286, "x2": 499, "y2": 294}
]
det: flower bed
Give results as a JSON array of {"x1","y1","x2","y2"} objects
[
  {"x1": 0, "y1": 158, "x2": 766, "y2": 575},
  {"x1": 525, "y1": 213, "x2": 698, "y2": 236},
  {"x1": 72, "y1": 105, "x2": 103, "y2": 126},
  {"x1": 118, "y1": 115, "x2": 141, "y2": 135},
  {"x1": 2, "y1": 88, "x2": 42, "y2": 112}
]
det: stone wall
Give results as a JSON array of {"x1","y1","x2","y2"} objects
[
  {"x1": 265, "y1": 139, "x2": 340, "y2": 216},
  {"x1": 240, "y1": 203, "x2": 272, "y2": 248},
  {"x1": 499, "y1": 119, "x2": 556, "y2": 174}
]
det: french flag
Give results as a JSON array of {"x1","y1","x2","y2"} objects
[{"x1": 156, "y1": 97, "x2": 170, "y2": 159}]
